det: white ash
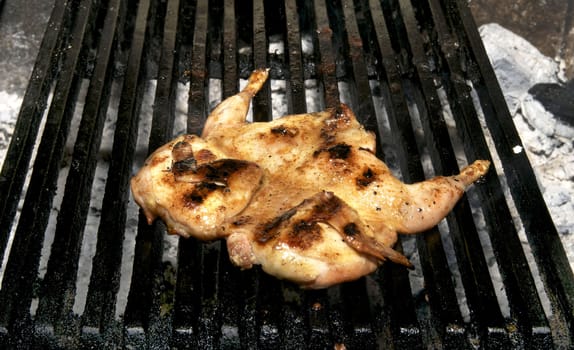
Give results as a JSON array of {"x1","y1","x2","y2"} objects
[
  {"x1": 479, "y1": 24, "x2": 561, "y2": 115},
  {"x1": 480, "y1": 23, "x2": 574, "y2": 268},
  {"x1": 0, "y1": 91, "x2": 21, "y2": 162}
]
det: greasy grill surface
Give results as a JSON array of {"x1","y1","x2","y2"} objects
[{"x1": 0, "y1": 0, "x2": 573, "y2": 348}]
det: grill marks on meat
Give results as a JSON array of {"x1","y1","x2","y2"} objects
[
  {"x1": 313, "y1": 143, "x2": 352, "y2": 160},
  {"x1": 170, "y1": 137, "x2": 263, "y2": 212},
  {"x1": 254, "y1": 192, "x2": 414, "y2": 268},
  {"x1": 270, "y1": 125, "x2": 299, "y2": 137},
  {"x1": 176, "y1": 158, "x2": 257, "y2": 186},
  {"x1": 356, "y1": 167, "x2": 376, "y2": 188},
  {"x1": 130, "y1": 68, "x2": 490, "y2": 288},
  {"x1": 182, "y1": 182, "x2": 219, "y2": 207},
  {"x1": 131, "y1": 134, "x2": 264, "y2": 240}
]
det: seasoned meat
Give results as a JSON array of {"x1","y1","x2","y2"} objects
[{"x1": 130, "y1": 68, "x2": 490, "y2": 288}]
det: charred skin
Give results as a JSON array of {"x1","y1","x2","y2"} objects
[
  {"x1": 130, "y1": 135, "x2": 264, "y2": 240},
  {"x1": 130, "y1": 68, "x2": 490, "y2": 288}
]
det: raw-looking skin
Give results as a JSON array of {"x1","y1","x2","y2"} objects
[{"x1": 131, "y1": 68, "x2": 490, "y2": 289}]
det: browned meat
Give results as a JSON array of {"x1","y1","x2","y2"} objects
[{"x1": 130, "y1": 68, "x2": 490, "y2": 288}]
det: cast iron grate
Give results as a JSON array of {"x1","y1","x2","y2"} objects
[{"x1": 0, "y1": 0, "x2": 573, "y2": 348}]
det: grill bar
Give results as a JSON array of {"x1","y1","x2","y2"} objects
[
  {"x1": 284, "y1": 0, "x2": 305, "y2": 114},
  {"x1": 256, "y1": 2, "x2": 293, "y2": 346},
  {"x1": 81, "y1": 0, "x2": 154, "y2": 346},
  {"x1": 389, "y1": 0, "x2": 510, "y2": 345},
  {"x1": 416, "y1": 1, "x2": 549, "y2": 346},
  {"x1": 308, "y1": 1, "x2": 374, "y2": 348},
  {"x1": 185, "y1": 0, "x2": 207, "y2": 135},
  {"x1": 451, "y1": 0, "x2": 574, "y2": 341},
  {"x1": 34, "y1": 0, "x2": 124, "y2": 341},
  {"x1": 367, "y1": 0, "x2": 467, "y2": 346},
  {"x1": 382, "y1": 0, "x2": 508, "y2": 345},
  {"x1": 407, "y1": 0, "x2": 553, "y2": 346},
  {"x1": 251, "y1": 0, "x2": 271, "y2": 121},
  {"x1": 0, "y1": 0, "x2": 95, "y2": 343},
  {"x1": 1, "y1": 0, "x2": 573, "y2": 348},
  {"x1": 0, "y1": 0, "x2": 73, "y2": 261},
  {"x1": 365, "y1": 0, "x2": 423, "y2": 346},
  {"x1": 172, "y1": 0, "x2": 207, "y2": 347},
  {"x1": 222, "y1": 0, "x2": 237, "y2": 99},
  {"x1": 124, "y1": 0, "x2": 181, "y2": 347},
  {"x1": 395, "y1": 9, "x2": 466, "y2": 345},
  {"x1": 313, "y1": 0, "x2": 338, "y2": 109},
  {"x1": 276, "y1": 2, "x2": 310, "y2": 341}
]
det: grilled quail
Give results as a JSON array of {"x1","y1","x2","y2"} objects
[{"x1": 131, "y1": 69, "x2": 490, "y2": 288}]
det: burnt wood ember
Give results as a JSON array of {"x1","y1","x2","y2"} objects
[{"x1": 0, "y1": 0, "x2": 573, "y2": 348}]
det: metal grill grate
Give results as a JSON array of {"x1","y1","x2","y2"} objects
[{"x1": 1, "y1": 0, "x2": 573, "y2": 348}]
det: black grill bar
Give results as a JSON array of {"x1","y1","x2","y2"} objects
[
  {"x1": 340, "y1": 0, "x2": 376, "y2": 129},
  {"x1": 0, "y1": 0, "x2": 73, "y2": 262},
  {"x1": 384, "y1": 0, "x2": 507, "y2": 345},
  {"x1": 235, "y1": 0, "x2": 253, "y2": 80},
  {"x1": 367, "y1": 0, "x2": 467, "y2": 346},
  {"x1": 198, "y1": 242, "x2": 223, "y2": 348},
  {"x1": 398, "y1": 0, "x2": 510, "y2": 334},
  {"x1": 222, "y1": 0, "x2": 237, "y2": 99},
  {"x1": 1, "y1": 0, "x2": 573, "y2": 348},
  {"x1": 364, "y1": 1, "x2": 422, "y2": 346},
  {"x1": 314, "y1": 2, "x2": 383, "y2": 347},
  {"x1": 207, "y1": 0, "x2": 224, "y2": 81},
  {"x1": 124, "y1": 0, "x2": 181, "y2": 348},
  {"x1": 404, "y1": 0, "x2": 553, "y2": 346},
  {"x1": 171, "y1": 0, "x2": 206, "y2": 345},
  {"x1": 150, "y1": 0, "x2": 180, "y2": 151},
  {"x1": 389, "y1": 0, "x2": 510, "y2": 345},
  {"x1": 284, "y1": 0, "x2": 305, "y2": 114},
  {"x1": 313, "y1": 0, "x2": 338, "y2": 109},
  {"x1": 0, "y1": 0, "x2": 95, "y2": 343},
  {"x1": 253, "y1": 5, "x2": 291, "y2": 344},
  {"x1": 186, "y1": 0, "x2": 208, "y2": 135},
  {"x1": 412, "y1": 1, "x2": 552, "y2": 346},
  {"x1": 34, "y1": 0, "x2": 124, "y2": 341},
  {"x1": 451, "y1": 0, "x2": 574, "y2": 341},
  {"x1": 251, "y1": 0, "x2": 271, "y2": 122},
  {"x1": 81, "y1": 0, "x2": 154, "y2": 346}
]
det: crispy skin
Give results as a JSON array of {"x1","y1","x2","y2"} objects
[
  {"x1": 131, "y1": 68, "x2": 490, "y2": 288},
  {"x1": 131, "y1": 135, "x2": 264, "y2": 240}
]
